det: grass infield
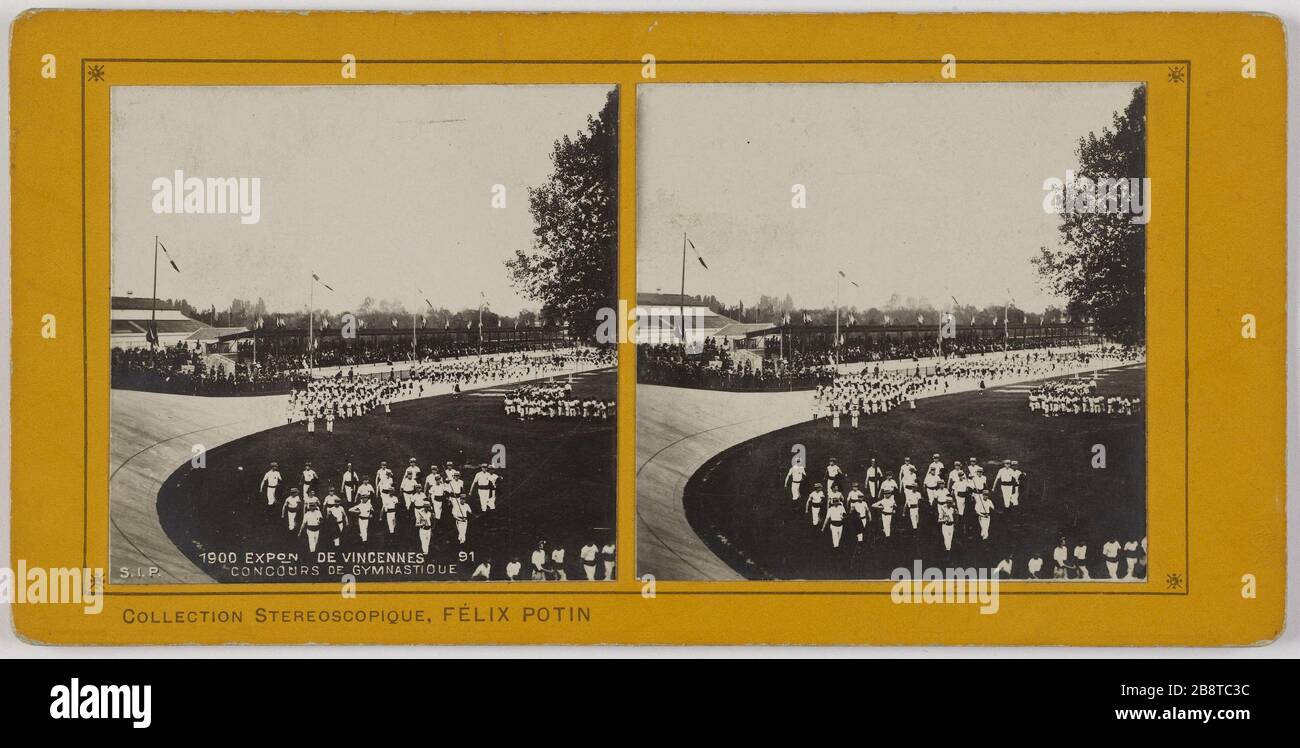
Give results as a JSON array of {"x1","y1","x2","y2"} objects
[
  {"x1": 156, "y1": 369, "x2": 617, "y2": 582},
  {"x1": 683, "y1": 365, "x2": 1146, "y2": 581}
]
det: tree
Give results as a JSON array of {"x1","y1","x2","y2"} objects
[
  {"x1": 506, "y1": 89, "x2": 618, "y2": 340},
  {"x1": 1033, "y1": 87, "x2": 1146, "y2": 343}
]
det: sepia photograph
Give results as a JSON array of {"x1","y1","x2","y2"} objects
[
  {"x1": 636, "y1": 83, "x2": 1148, "y2": 582},
  {"x1": 108, "y1": 84, "x2": 619, "y2": 584}
]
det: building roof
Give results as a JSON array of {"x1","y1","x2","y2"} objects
[
  {"x1": 109, "y1": 318, "x2": 207, "y2": 335},
  {"x1": 111, "y1": 296, "x2": 182, "y2": 312},
  {"x1": 711, "y1": 322, "x2": 777, "y2": 338},
  {"x1": 185, "y1": 326, "x2": 248, "y2": 342},
  {"x1": 636, "y1": 292, "x2": 712, "y2": 307}
]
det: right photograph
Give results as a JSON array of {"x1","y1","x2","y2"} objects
[{"x1": 635, "y1": 83, "x2": 1148, "y2": 582}]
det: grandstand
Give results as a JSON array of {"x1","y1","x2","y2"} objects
[{"x1": 110, "y1": 295, "x2": 212, "y2": 349}]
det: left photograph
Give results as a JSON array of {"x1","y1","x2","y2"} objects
[{"x1": 108, "y1": 85, "x2": 619, "y2": 584}]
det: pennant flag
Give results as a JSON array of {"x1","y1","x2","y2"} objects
[
  {"x1": 837, "y1": 270, "x2": 860, "y2": 288},
  {"x1": 444, "y1": 319, "x2": 450, "y2": 329},
  {"x1": 970, "y1": 314, "x2": 976, "y2": 326},
  {"x1": 312, "y1": 273, "x2": 334, "y2": 292},
  {"x1": 467, "y1": 319, "x2": 473, "y2": 329},
  {"x1": 415, "y1": 288, "x2": 434, "y2": 310},
  {"x1": 686, "y1": 239, "x2": 707, "y2": 269},
  {"x1": 802, "y1": 312, "x2": 811, "y2": 325},
  {"x1": 158, "y1": 241, "x2": 181, "y2": 273},
  {"x1": 391, "y1": 318, "x2": 398, "y2": 329},
  {"x1": 848, "y1": 313, "x2": 856, "y2": 326},
  {"x1": 883, "y1": 314, "x2": 891, "y2": 326},
  {"x1": 276, "y1": 317, "x2": 285, "y2": 328},
  {"x1": 145, "y1": 321, "x2": 159, "y2": 346},
  {"x1": 514, "y1": 318, "x2": 519, "y2": 329},
  {"x1": 917, "y1": 314, "x2": 924, "y2": 325}
]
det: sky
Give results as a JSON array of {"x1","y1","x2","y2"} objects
[
  {"x1": 110, "y1": 84, "x2": 615, "y2": 315},
  {"x1": 637, "y1": 82, "x2": 1142, "y2": 312}
]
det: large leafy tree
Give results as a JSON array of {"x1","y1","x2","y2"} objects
[
  {"x1": 1033, "y1": 87, "x2": 1146, "y2": 343},
  {"x1": 507, "y1": 89, "x2": 618, "y2": 340}
]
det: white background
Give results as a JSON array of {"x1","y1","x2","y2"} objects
[{"x1": 0, "y1": 0, "x2": 1295, "y2": 659}]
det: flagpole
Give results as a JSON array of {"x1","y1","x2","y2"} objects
[
  {"x1": 148, "y1": 235, "x2": 160, "y2": 349},
  {"x1": 307, "y1": 276, "x2": 314, "y2": 371},
  {"x1": 834, "y1": 274, "x2": 840, "y2": 368},
  {"x1": 412, "y1": 291, "x2": 418, "y2": 363},
  {"x1": 679, "y1": 232, "x2": 687, "y2": 345}
]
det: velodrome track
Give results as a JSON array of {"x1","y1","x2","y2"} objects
[
  {"x1": 110, "y1": 359, "x2": 613, "y2": 584},
  {"x1": 636, "y1": 350, "x2": 1141, "y2": 581},
  {"x1": 636, "y1": 386, "x2": 811, "y2": 580},
  {"x1": 110, "y1": 390, "x2": 288, "y2": 583}
]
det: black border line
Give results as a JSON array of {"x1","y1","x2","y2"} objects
[{"x1": 80, "y1": 57, "x2": 1190, "y2": 599}]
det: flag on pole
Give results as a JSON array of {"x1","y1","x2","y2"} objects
[
  {"x1": 312, "y1": 273, "x2": 334, "y2": 292},
  {"x1": 883, "y1": 314, "x2": 891, "y2": 326},
  {"x1": 391, "y1": 318, "x2": 398, "y2": 329},
  {"x1": 917, "y1": 314, "x2": 924, "y2": 325},
  {"x1": 276, "y1": 317, "x2": 285, "y2": 328},
  {"x1": 445, "y1": 319, "x2": 450, "y2": 329},
  {"x1": 145, "y1": 321, "x2": 158, "y2": 346},
  {"x1": 687, "y1": 238, "x2": 708, "y2": 269},
  {"x1": 158, "y1": 241, "x2": 181, "y2": 273},
  {"x1": 847, "y1": 313, "x2": 856, "y2": 326},
  {"x1": 837, "y1": 270, "x2": 860, "y2": 288}
]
